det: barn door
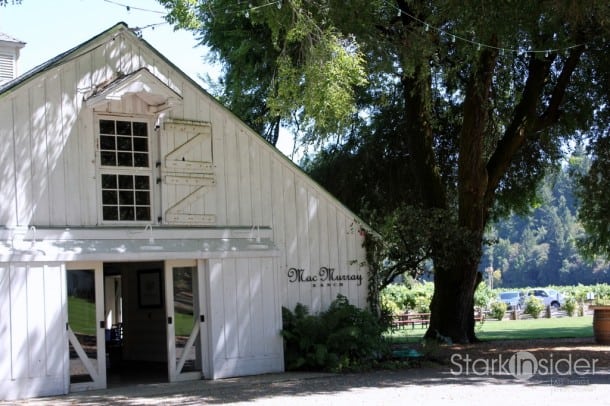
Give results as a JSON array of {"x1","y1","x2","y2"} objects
[
  {"x1": 164, "y1": 260, "x2": 207, "y2": 382},
  {"x1": 160, "y1": 120, "x2": 216, "y2": 225},
  {"x1": 66, "y1": 262, "x2": 106, "y2": 391}
]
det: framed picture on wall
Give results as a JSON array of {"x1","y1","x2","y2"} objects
[{"x1": 138, "y1": 269, "x2": 163, "y2": 308}]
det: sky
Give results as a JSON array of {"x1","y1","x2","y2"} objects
[{"x1": 0, "y1": 0, "x2": 296, "y2": 157}]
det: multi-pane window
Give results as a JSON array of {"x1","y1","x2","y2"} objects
[
  {"x1": 99, "y1": 119, "x2": 149, "y2": 167},
  {"x1": 101, "y1": 174, "x2": 151, "y2": 221},
  {"x1": 98, "y1": 118, "x2": 152, "y2": 222}
]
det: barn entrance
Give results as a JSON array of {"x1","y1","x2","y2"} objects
[
  {"x1": 102, "y1": 261, "x2": 167, "y2": 386},
  {"x1": 67, "y1": 259, "x2": 207, "y2": 390}
]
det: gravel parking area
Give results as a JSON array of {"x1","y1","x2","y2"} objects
[{"x1": 5, "y1": 338, "x2": 608, "y2": 405}]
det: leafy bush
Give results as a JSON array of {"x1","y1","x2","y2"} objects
[
  {"x1": 489, "y1": 301, "x2": 507, "y2": 320},
  {"x1": 524, "y1": 295, "x2": 545, "y2": 318},
  {"x1": 563, "y1": 296, "x2": 578, "y2": 316},
  {"x1": 474, "y1": 284, "x2": 496, "y2": 310},
  {"x1": 414, "y1": 295, "x2": 430, "y2": 313},
  {"x1": 281, "y1": 295, "x2": 389, "y2": 372},
  {"x1": 381, "y1": 294, "x2": 401, "y2": 315},
  {"x1": 380, "y1": 282, "x2": 433, "y2": 313}
]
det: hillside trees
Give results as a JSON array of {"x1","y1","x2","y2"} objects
[
  {"x1": 482, "y1": 155, "x2": 610, "y2": 288},
  {"x1": 159, "y1": 0, "x2": 609, "y2": 343}
]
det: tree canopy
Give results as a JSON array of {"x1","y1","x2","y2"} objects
[{"x1": 159, "y1": 0, "x2": 610, "y2": 343}]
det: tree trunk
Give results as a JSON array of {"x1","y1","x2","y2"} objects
[{"x1": 424, "y1": 257, "x2": 482, "y2": 343}]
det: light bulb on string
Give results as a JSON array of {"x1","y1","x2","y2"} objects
[{"x1": 388, "y1": 3, "x2": 583, "y2": 57}]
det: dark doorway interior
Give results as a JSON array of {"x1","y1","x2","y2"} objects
[{"x1": 103, "y1": 261, "x2": 167, "y2": 387}]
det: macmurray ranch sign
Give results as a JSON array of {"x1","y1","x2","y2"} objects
[{"x1": 287, "y1": 267, "x2": 363, "y2": 287}]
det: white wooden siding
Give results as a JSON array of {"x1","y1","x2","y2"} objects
[
  {"x1": 0, "y1": 262, "x2": 67, "y2": 400},
  {"x1": 207, "y1": 257, "x2": 283, "y2": 379},
  {"x1": 0, "y1": 24, "x2": 368, "y2": 313}
]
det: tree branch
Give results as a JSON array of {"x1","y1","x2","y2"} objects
[
  {"x1": 485, "y1": 55, "x2": 553, "y2": 200},
  {"x1": 534, "y1": 47, "x2": 584, "y2": 132}
]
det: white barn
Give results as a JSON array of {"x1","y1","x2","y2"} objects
[{"x1": 0, "y1": 23, "x2": 369, "y2": 400}]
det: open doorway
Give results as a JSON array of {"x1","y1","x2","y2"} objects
[
  {"x1": 103, "y1": 261, "x2": 167, "y2": 387},
  {"x1": 102, "y1": 260, "x2": 206, "y2": 386}
]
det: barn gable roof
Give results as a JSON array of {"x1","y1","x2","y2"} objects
[{"x1": 0, "y1": 21, "x2": 373, "y2": 234}]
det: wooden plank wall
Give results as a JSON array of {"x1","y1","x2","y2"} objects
[
  {"x1": 0, "y1": 27, "x2": 368, "y2": 314},
  {"x1": 207, "y1": 257, "x2": 283, "y2": 379},
  {"x1": 0, "y1": 263, "x2": 67, "y2": 400}
]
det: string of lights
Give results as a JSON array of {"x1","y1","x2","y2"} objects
[
  {"x1": 390, "y1": 2, "x2": 587, "y2": 55},
  {"x1": 102, "y1": 0, "x2": 166, "y2": 14},
  {"x1": 101, "y1": 0, "x2": 593, "y2": 54}
]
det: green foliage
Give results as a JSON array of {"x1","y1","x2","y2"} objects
[
  {"x1": 380, "y1": 294, "x2": 401, "y2": 315},
  {"x1": 269, "y1": 30, "x2": 368, "y2": 138},
  {"x1": 482, "y1": 158, "x2": 610, "y2": 288},
  {"x1": 489, "y1": 301, "x2": 508, "y2": 321},
  {"x1": 161, "y1": 0, "x2": 610, "y2": 341},
  {"x1": 362, "y1": 205, "x2": 479, "y2": 291},
  {"x1": 563, "y1": 296, "x2": 578, "y2": 317},
  {"x1": 281, "y1": 295, "x2": 389, "y2": 372},
  {"x1": 380, "y1": 282, "x2": 434, "y2": 314},
  {"x1": 576, "y1": 136, "x2": 610, "y2": 259},
  {"x1": 474, "y1": 283, "x2": 496, "y2": 310},
  {"x1": 523, "y1": 296, "x2": 545, "y2": 319}
]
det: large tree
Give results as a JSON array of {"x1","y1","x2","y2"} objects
[{"x1": 160, "y1": 0, "x2": 609, "y2": 343}]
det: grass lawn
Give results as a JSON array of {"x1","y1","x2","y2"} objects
[
  {"x1": 387, "y1": 315, "x2": 594, "y2": 343},
  {"x1": 68, "y1": 296, "x2": 96, "y2": 336}
]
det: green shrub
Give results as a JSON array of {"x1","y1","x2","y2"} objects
[
  {"x1": 414, "y1": 295, "x2": 430, "y2": 313},
  {"x1": 381, "y1": 294, "x2": 401, "y2": 315},
  {"x1": 563, "y1": 296, "x2": 577, "y2": 317},
  {"x1": 524, "y1": 295, "x2": 545, "y2": 318},
  {"x1": 489, "y1": 301, "x2": 507, "y2": 320},
  {"x1": 474, "y1": 284, "x2": 496, "y2": 311},
  {"x1": 281, "y1": 295, "x2": 389, "y2": 372},
  {"x1": 380, "y1": 282, "x2": 433, "y2": 313}
]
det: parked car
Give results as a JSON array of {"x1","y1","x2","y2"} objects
[
  {"x1": 527, "y1": 288, "x2": 565, "y2": 308},
  {"x1": 499, "y1": 291, "x2": 525, "y2": 311}
]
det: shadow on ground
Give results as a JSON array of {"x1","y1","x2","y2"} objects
[{"x1": 4, "y1": 338, "x2": 608, "y2": 405}]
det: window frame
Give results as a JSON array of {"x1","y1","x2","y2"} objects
[{"x1": 95, "y1": 114, "x2": 156, "y2": 225}]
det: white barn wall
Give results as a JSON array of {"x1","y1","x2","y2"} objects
[
  {"x1": 0, "y1": 24, "x2": 369, "y2": 397},
  {"x1": 0, "y1": 263, "x2": 67, "y2": 400},
  {"x1": 0, "y1": 25, "x2": 369, "y2": 305},
  {"x1": 207, "y1": 257, "x2": 283, "y2": 379}
]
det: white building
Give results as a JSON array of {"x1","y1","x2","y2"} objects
[{"x1": 0, "y1": 23, "x2": 369, "y2": 400}]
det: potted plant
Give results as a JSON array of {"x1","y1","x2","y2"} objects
[{"x1": 590, "y1": 299, "x2": 610, "y2": 345}]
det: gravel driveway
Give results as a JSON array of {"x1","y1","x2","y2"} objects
[{"x1": 4, "y1": 338, "x2": 608, "y2": 405}]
